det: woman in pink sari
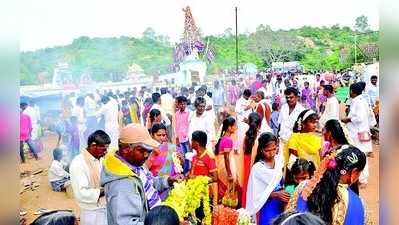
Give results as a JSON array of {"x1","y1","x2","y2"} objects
[
  {"x1": 228, "y1": 80, "x2": 240, "y2": 106},
  {"x1": 146, "y1": 123, "x2": 183, "y2": 177}
]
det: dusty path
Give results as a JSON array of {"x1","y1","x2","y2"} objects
[
  {"x1": 20, "y1": 134, "x2": 79, "y2": 224},
  {"x1": 20, "y1": 133, "x2": 379, "y2": 224}
]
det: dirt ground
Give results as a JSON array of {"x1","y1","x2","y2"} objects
[{"x1": 20, "y1": 133, "x2": 380, "y2": 224}]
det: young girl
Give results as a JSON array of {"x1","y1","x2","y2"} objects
[
  {"x1": 286, "y1": 109, "x2": 322, "y2": 168},
  {"x1": 321, "y1": 119, "x2": 350, "y2": 158},
  {"x1": 246, "y1": 132, "x2": 290, "y2": 225},
  {"x1": 287, "y1": 146, "x2": 367, "y2": 225},
  {"x1": 147, "y1": 109, "x2": 162, "y2": 131},
  {"x1": 284, "y1": 159, "x2": 316, "y2": 195},
  {"x1": 238, "y1": 112, "x2": 262, "y2": 207},
  {"x1": 322, "y1": 119, "x2": 361, "y2": 194},
  {"x1": 215, "y1": 117, "x2": 237, "y2": 200}
]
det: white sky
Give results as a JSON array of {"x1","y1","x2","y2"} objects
[{"x1": 20, "y1": 0, "x2": 379, "y2": 51}]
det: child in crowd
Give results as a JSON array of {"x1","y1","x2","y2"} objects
[
  {"x1": 144, "y1": 206, "x2": 180, "y2": 225},
  {"x1": 189, "y1": 131, "x2": 218, "y2": 182},
  {"x1": 147, "y1": 109, "x2": 162, "y2": 131},
  {"x1": 284, "y1": 159, "x2": 316, "y2": 195},
  {"x1": 270, "y1": 102, "x2": 280, "y2": 136},
  {"x1": 286, "y1": 109, "x2": 322, "y2": 168},
  {"x1": 189, "y1": 130, "x2": 218, "y2": 220},
  {"x1": 48, "y1": 148, "x2": 70, "y2": 192},
  {"x1": 174, "y1": 96, "x2": 190, "y2": 174}
]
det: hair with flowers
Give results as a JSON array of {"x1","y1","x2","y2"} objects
[{"x1": 300, "y1": 146, "x2": 367, "y2": 224}]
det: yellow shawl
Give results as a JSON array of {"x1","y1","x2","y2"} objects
[{"x1": 285, "y1": 132, "x2": 322, "y2": 167}]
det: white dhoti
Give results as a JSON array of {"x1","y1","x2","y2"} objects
[
  {"x1": 31, "y1": 123, "x2": 39, "y2": 140},
  {"x1": 80, "y1": 208, "x2": 107, "y2": 225},
  {"x1": 350, "y1": 133, "x2": 373, "y2": 184}
]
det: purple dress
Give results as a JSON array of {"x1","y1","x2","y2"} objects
[{"x1": 301, "y1": 88, "x2": 315, "y2": 109}]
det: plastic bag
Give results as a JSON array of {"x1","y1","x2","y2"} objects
[{"x1": 221, "y1": 182, "x2": 238, "y2": 208}]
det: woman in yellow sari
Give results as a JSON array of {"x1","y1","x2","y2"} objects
[
  {"x1": 128, "y1": 96, "x2": 141, "y2": 124},
  {"x1": 286, "y1": 109, "x2": 322, "y2": 169}
]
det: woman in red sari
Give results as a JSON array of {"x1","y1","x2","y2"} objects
[{"x1": 238, "y1": 112, "x2": 262, "y2": 208}]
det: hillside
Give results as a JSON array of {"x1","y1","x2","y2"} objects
[{"x1": 20, "y1": 25, "x2": 378, "y2": 85}]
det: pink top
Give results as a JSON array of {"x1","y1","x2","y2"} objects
[
  {"x1": 20, "y1": 112, "x2": 32, "y2": 141},
  {"x1": 175, "y1": 109, "x2": 189, "y2": 142},
  {"x1": 218, "y1": 136, "x2": 233, "y2": 153}
]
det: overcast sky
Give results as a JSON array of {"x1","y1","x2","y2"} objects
[{"x1": 20, "y1": 0, "x2": 379, "y2": 51}]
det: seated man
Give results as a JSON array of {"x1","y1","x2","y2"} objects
[{"x1": 101, "y1": 124, "x2": 181, "y2": 225}]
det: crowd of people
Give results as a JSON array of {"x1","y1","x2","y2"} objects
[{"x1": 20, "y1": 70, "x2": 379, "y2": 225}]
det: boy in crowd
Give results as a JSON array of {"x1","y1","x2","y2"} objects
[
  {"x1": 174, "y1": 96, "x2": 190, "y2": 174},
  {"x1": 188, "y1": 130, "x2": 218, "y2": 220},
  {"x1": 189, "y1": 130, "x2": 218, "y2": 182},
  {"x1": 48, "y1": 148, "x2": 70, "y2": 192}
]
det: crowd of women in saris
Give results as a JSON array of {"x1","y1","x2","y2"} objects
[
  {"x1": 136, "y1": 85, "x2": 372, "y2": 225},
  {"x1": 56, "y1": 70, "x2": 376, "y2": 225}
]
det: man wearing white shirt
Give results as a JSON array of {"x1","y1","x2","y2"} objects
[
  {"x1": 278, "y1": 87, "x2": 305, "y2": 157},
  {"x1": 319, "y1": 85, "x2": 339, "y2": 127},
  {"x1": 72, "y1": 97, "x2": 86, "y2": 150},
  {"x1": 96, "y1": 95, "x2": 119, "y2": 149},
  {"x1": 235, "y1": 89, "x2": 252, "y2": 120},
  {"x1": 274, "y1": 76, "x2": 286, "y2": 97},
  {"x1": 70, "y1": 130, "x2": 110, "y2": 225},
  {"x1": 188, "y1": 97, "x2": 215, "y2": 148},
  {"x1": 366, "y1": 75, "x2": 379, "y2": 107},
  {"x1": 342, "y1": 83, "x2": 373, "y2": 186},
  {"x1": 235, "y1": 89, "x2": 253, "y2": 152}
]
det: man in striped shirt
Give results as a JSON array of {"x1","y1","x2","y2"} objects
[{"x1": 101, "y1": 124, "x2": 181, "y2": 225}]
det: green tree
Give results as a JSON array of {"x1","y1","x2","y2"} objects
[
  {"x1": 355, "y1": 15, "x2": 370, "y2": 33},
  {"x1": 142, "y1": 27, "x2": 157, "y2": 40}
]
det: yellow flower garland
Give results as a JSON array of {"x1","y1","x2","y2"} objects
[{"x1": 163, "y1": 176, "x2": 212, "y2": 225}]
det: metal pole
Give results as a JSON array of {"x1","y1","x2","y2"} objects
[{"x1": 235, "y1": 7, "x2": 238, "y2": 75}]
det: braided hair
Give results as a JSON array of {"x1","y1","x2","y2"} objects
[
  {"x1": 244, "y1": 112, "x2": 262, "y2": 155},
  {"x1": 324, "y1": 119, "x2": 349, "y2": 145},
  {"x1": 215, "y1": 117, "x2": 236, "y2": 155},
  {"x1": 306, "y1": 146, "x2": 366, "y2": 224}
]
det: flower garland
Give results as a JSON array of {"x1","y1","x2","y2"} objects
[
  {"x1": 163, "y1": 176, "x2": 212, "y2": 225},
  {"x1": 212, "y1": 205, "x2": 239, "y2": 225},
  {"x1": 236, "y1": 208, "x2": 256, "y2": 225},
  {"x1": 172, "y1": 151, "x2": 184, "y2": 174}
]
